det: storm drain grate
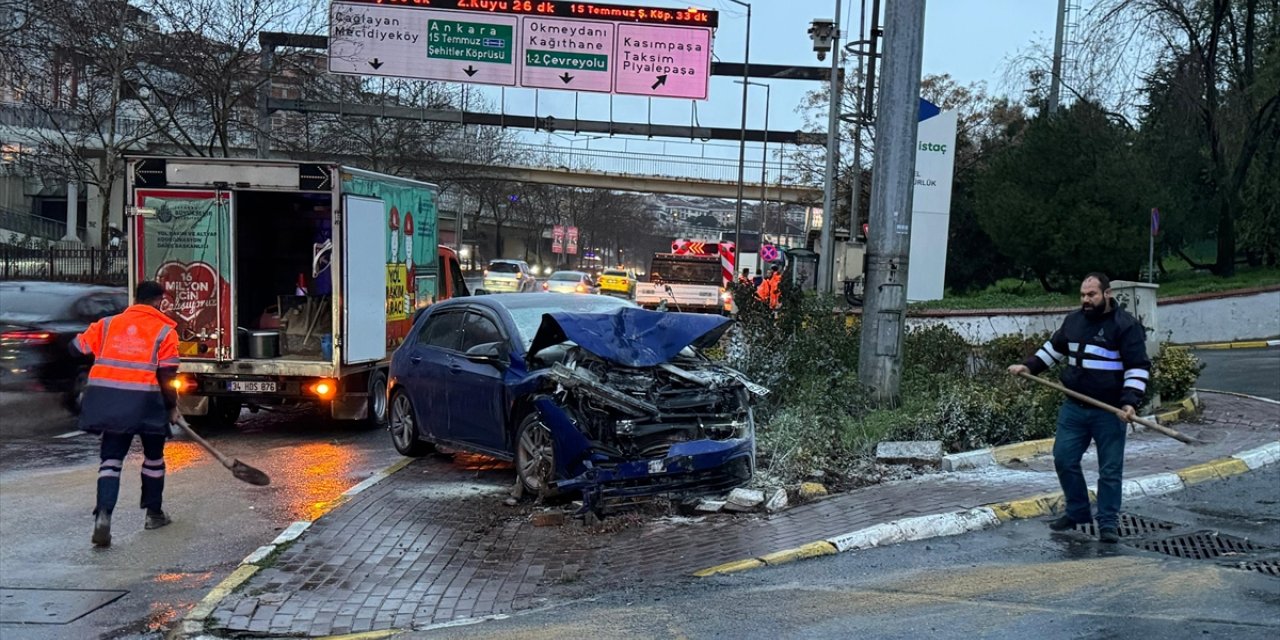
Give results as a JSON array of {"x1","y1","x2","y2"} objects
[
  {"x1": 1226, "y1": 560, "x2": 1280, "y2": 578},
  {"x1": 1131, "y1": 531, "x2": 1268, "y2": 561},
  {"x1": 1074, "y1": 513, "x2": 1177, "y2": 538}
]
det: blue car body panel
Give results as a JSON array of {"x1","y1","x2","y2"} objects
[{"x1": 528, "y1": 307, "x2": 732, "y2": 368}]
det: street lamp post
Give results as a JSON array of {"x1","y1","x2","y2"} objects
[
  {"x1": 728, "y1": 0, "x2": 752, "y2": 272},
  {"x1": 735, "y1": 79, "x2": 771, "y2": 273}
]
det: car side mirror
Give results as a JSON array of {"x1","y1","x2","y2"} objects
[{"x1": 464, "y1": 341, "x2": 508, "y2": 368}]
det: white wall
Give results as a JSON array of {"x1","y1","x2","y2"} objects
[{"x1": 903, "y1": 289, "x2": 1280, "y2": 345}]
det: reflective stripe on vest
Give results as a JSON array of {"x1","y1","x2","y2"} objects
[{"x1": 86, "y1": 311, "x2": 171, "y2": 391}]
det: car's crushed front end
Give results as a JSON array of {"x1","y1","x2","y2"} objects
[{"x1": 526, "y1": 308, "x2": 762, "y2": 512}]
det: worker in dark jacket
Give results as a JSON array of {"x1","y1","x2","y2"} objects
[
  {"x1": 73, "y1": 280, "x2": 181, "y2": 547},
  {"x1": 1008, "y1": 272, "x2": 1150, "y2": 544}
]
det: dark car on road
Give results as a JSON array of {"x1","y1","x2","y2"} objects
[
  {"x1": 387, "y1": 293, "x2": 758, "y2": 512},
  {"x1": 0, "y1": 281, "x2": 128, "y2": 413}
]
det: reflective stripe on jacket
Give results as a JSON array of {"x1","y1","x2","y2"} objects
[{"x1": 75, "y1": 304, "x2": 179, "y2": 435}]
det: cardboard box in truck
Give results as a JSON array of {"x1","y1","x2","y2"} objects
[{"x1": 125, "y1": 157, "x2": 468, "y2": 428}]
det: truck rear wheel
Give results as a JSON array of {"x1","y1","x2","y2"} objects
[{"x1": 367, "y1": 370, "x2": 389, "y2": 427}]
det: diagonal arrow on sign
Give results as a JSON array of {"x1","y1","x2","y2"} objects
[{"x1": 651, "y1": 74, "x2": 668, "y2": 90}]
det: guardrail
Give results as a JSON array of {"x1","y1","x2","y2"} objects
[{"x1": 0, "y1": 245, "x2": 126, "y2": 285}]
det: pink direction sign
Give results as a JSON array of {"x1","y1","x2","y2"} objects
[
  {"x1": 520, "y1": 17, "x2": 615, "y2": 93},
  {"x1": 614, "y1": 24, "x2": 712, "y2": 100}
]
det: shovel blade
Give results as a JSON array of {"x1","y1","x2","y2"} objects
[{"x1": 230, "y1": 459, "x2": 271, "y2": 486}]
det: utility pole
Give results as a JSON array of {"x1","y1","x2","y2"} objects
[
  {"x1": 1048, "y1": 0, "x2": 1067, "y2": 114},
  {"x1": 818, "y1": 0, "x2": 843, "y2": 293},
  {"x1": 857, "y1": 0, "x2": 926, "y2": 406}
]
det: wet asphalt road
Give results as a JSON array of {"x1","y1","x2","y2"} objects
[
  {"x1": 416, "y1": 468, "x2": 1280, "y2": 640},
  {"x1": 0, "y1": 394, "x2": 403, "y2": 640},
  {"x1": 1193, "y1": 347, "x2": 1280, "y2": 400}
]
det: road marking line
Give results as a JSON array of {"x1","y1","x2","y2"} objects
[{"x1": 54, "y1": 430, "x2": 86, "y2": 439}]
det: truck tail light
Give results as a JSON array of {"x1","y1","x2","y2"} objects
[
  {"x1": 309, "y1": 378, "x2": 337, "y2": 400},
  {"x1": 542, "y1": 282, "x2": 549, "y2": 291},
  {"x1": 170, "y1": 374, "x2": 197, "y2": 394}
]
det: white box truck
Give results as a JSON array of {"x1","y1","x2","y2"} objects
[{"x1": 125, "y1": 157, "x2": 468, "y2": 428}]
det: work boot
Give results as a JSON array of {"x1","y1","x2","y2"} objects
[
  {"x1": 1099, "y1": 527, "x2": 1120, "y2": 544},
  {"x1": 92, "y1": 511, "x2": 112, "y2": 547},
  {"x1": 144, "y1": 510, "x2": 172, "y2": 530},
  {"x1": 1048, "y1": 515, "x2": 1081, "y2": 531}
]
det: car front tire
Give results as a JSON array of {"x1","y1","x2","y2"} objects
[
  {"x1": 515, "y1": 412, "x2": 559, "y2": 497},
  {"x1": 390, "y1": 390, "x2": 433, "y2": 457}
]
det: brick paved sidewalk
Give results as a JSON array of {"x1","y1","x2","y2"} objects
[{"x1": 207, "y1": 392, "x2": 1279, "y2": 637}]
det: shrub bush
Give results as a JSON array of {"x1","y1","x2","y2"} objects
[
  {"x1": 904, "y1": 324, "x2": 971, "y2": 375},
  {"x1": 1150, "y1": 343, "x2": 1205, "y2": 403}
]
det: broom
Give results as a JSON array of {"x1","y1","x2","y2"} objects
[{"x1": 1017, "y1": 371, "x2": 1201, "y2": 445}]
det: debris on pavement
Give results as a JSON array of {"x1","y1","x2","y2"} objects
[
  {"x1": 799, "y1": 482, "x2": 829, "y2": 500},
  {"x1": 875, "y1": 441, "x2": 945, "y2": 468},
  {"x1": 724, "y1": 488, "x2": 765, "y2": 512},
  {"x1": 531, "y1": 510, "x2": 567, "y2": 527},
  {"x1": 765, "y1": 488, "x2": 788, "y2": 512}
]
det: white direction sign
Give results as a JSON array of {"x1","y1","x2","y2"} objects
[
  {"x1": 328, "y1": 1, "x2": 714, "y2": 99},
  {"x1": 614, "y1": 24, "x2": 712, "y2": 100},
  {"x1": 329, "y1": 2, "x2": 517, "y2": 86},
  {"x1": 520, "y1": 17, "x2": 615, "y2": 93}
]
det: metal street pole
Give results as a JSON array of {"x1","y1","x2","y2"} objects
[
  {"x1": 735, "y1": 79, "x2": 771, "y2": 273},
  {"x1": 1048, "y1": 0, "x2": 1067, "y2": 114},
  {"x1": 857, "y1": 0, "x2": 926, "y2": 406},
  {"x1": 729, "y1": 0, "x2": 752, "y2": 271},
  {"x1": 818, "y1": 0, "x2": 843, "y2": 293}
]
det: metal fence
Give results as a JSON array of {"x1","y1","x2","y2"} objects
[{"x1": 0, "y1": 245, "x2": 127, "y2": 285}]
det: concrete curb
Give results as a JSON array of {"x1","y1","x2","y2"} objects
[
  {"x1": 692, "y1": 440, "x2": 1280, "y2": 578},
  {"x1": 168, "y1": 457, "x2": 416, "y2": 640},
  {"x1": 1190, "y1": 339, "x2": 1280, "y2": 350},
  {"x1": 942, "y1": 395, "x2": 1201, "y2": 472}
]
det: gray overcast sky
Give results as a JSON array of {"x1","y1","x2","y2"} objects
[{"x1": 461, "y1": 0, "x2": 1059, "y2": 161}]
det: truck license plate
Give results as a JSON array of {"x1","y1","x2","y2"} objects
[{"x1": 227, "y1": 381, "x2": 277, "y2": 393}]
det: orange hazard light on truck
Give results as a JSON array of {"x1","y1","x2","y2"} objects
[{"x1": 309, "y1": 379, "x2": 337, "y2": 400}]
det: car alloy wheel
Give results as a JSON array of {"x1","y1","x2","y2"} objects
[
  {"x1": 516, "y1": 414, "x2": 556, "y2": 495},
  {"x1": 390, "y1": 392, "x2": 432, "y2": 457}
]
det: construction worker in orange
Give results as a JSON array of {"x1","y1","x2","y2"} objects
[
  {"x1": 74, "y1": 280, "x2": 181, "y2": 547},
  {"x1": 756, "y1": 265, "x2": 783, "y2": 309}
]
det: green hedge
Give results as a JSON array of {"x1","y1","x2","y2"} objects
[{"x1": 719, "y1": 292, "x2": 1199, "y2": 483}]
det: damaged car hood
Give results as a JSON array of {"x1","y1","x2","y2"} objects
[{"x1": 527, "y1": 307, "x2": 732, "y2": 368}]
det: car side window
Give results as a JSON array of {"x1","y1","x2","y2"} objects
[
  {"x1": 460, "y1": 312, "x2": 504, "y2": 353},
  {"x1": 417, "y1": 311, "x2": 464, "y2": 351}
]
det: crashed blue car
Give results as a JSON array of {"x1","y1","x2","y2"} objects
[{"x1": 387, "y1": 293, "x2": 757, "y2": 511}]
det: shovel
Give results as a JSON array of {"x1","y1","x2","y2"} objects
[
  {"x1": 172, "y1": 418, "x2": 272, "y2": 485},
  {"x1": 1017, "y1": 371, "x2": 1201, "y2": 445}
]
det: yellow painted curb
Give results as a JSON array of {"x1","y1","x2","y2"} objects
[
  {"x1": 758, "y1": 541, "x2": 838, "y2": 566},
  {"x1": 1192, "y1": 340, "x2": 1271, "y2": 350},
  {"x1": 691, "y1": 557, "x2": 766, "y2": 577},
  {"x1": 1176, "y1": 458, "x2": 1251, "y2": 485},
  {"x1": 992, "y1": 438, "x2": 1055, "y2": 465},
  {"x1": 317, "y1": 630, "x2": 404, "y2": 640},
  {"x1": 185, "y1": 564, "x2": 260, "y2": 621},
  {"x1": 384, "y1": 458, "x2": 414, "y2": 476},
  {"x1": 987, "y1": 492, "x2": 1067, "y2": 521}
]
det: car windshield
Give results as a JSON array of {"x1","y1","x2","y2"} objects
[
  {"x1": 488, "y1": 262, "x2": 521, "y2": 274},
  {"x1": 550, "y1": 272, "x2": 584, "y2": 282},
  {"x1": 505, "y1": 296, "x2": 633, "y2": 350},
  {"x1": 649, "y1": 256, "x2": 721, "y2": 284},
  {"x1": 0, "y1": 287, "x2": 77, "y2": 322},
  {"x1": 602, "y1": 270, "x2": 627, "y2": 277}
]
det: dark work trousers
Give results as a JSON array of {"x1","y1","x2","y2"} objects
[
  {"x1": 1052, "y1": 401, "x2": 1127, "y2": 528},
  {"x1": 96, "y1": 433, "x2": 166, "y2": 515}
]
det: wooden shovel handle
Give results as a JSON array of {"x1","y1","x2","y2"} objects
[
  {"x1": 173, "y1": 417, "x2": 236, "y2": 468},
  {"x1": 1016, "y1": 371, "x2": 1199, "y2": 445}
]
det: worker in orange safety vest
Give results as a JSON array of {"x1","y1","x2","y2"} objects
[
  {"x1": 74, "y1": 280, "x2": 180, "y2": 547},
  {"x1": 756, "y1": 265, "x2": 782, "y2": 309}
]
